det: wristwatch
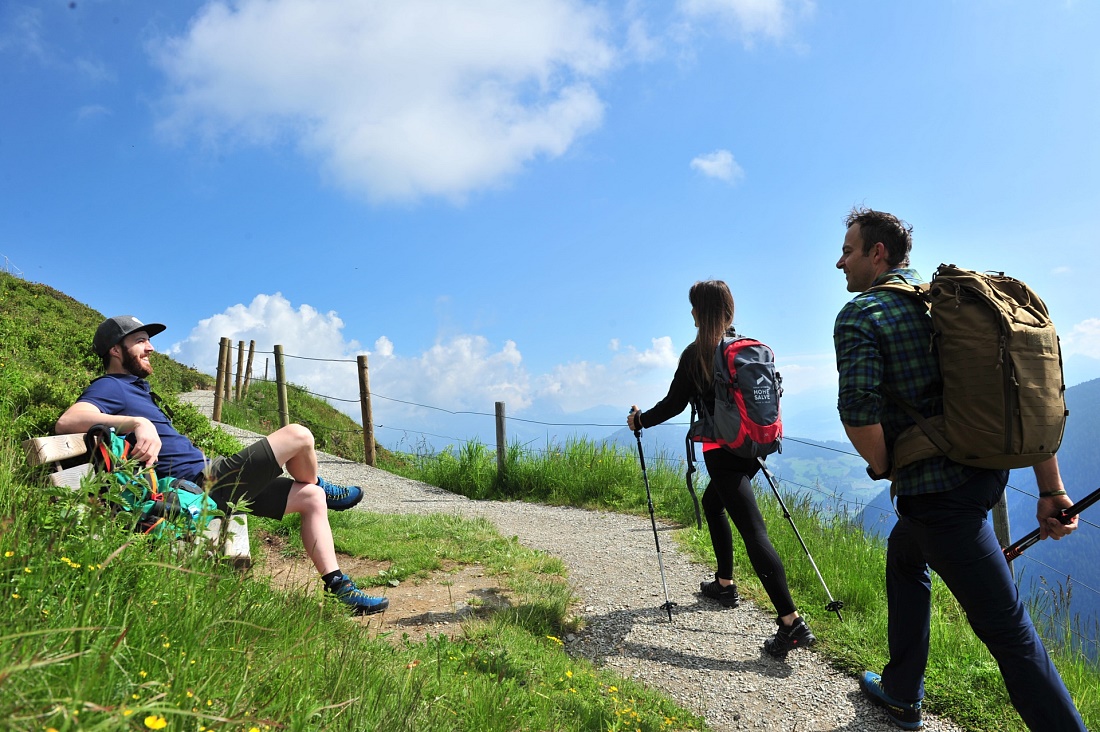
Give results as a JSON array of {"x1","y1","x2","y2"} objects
[{"x1": 866, "y1": 463, "x2": 892, "y2": 481}]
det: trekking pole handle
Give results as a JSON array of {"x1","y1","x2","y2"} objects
[
  {"x1": 1003, "y1": 486, "x2": 1100, "y2": 562},
  {"x1": 628, "y1": 406, "x2": 641, "y2": 437}
]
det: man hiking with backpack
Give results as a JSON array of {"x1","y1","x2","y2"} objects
[
  {"x1": 55, "y1": 315, "x2": 389, "y2": 616},
  {"x1": 833, "y1": 207, "x2": 1084, "y2": 730}
]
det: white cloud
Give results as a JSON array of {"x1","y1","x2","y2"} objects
[
  {"x1": 679, "y1": 0, "x2": 810, "y2": 43},
  {"x1": 166, "y1": 293, "x2": 682, "y2": 429},
  {"x1": 1052, "y1": 266, "x2": 1072, "y2": 275},
  {"x1": 150, "y1": 0, "x2": 615, "y2": 203},
  {"x1": 77, "y1": 104, "x2": 111, "y2": 122},
  {"x1": 0, "y1": 6, "x2": 45, "y2": 60},
  {"x1": 1061, "y1": 318, "x2": 1100, "y2": 359},
  {"x1": 690, "y1": 148, "x2": 744, "y2": 182}
]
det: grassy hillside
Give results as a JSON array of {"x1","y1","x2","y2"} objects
[
  {"x1": 0, "y1": 271, "x2": 705, "y2": 731},
  {"x1": 4, "y1": 270, "x2": 1098, "y2": 731}
]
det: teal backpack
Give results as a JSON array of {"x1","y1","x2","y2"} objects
[{"x1": 87, "y1": 425, "x2": 219, "y2": 540}]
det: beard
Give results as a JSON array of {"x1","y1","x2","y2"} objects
[{"x1": 121, "y1": 348, "x2": 153, "y2": 378}]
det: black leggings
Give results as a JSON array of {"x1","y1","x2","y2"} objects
[{"x1": 702, "y1": 448, "x2": 796, "y2": 618}]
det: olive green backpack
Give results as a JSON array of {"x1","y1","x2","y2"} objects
[{"x1": 873, "y1": 264, "x2": 1068, "y2": 471}]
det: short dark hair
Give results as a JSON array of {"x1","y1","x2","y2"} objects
[{"x1": 845, "y1": 206, "x2": 912, "y2": 267}]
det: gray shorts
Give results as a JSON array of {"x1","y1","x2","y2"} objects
[{"x1": 204, "y1": 438, "x2": 294, "y2": 519}]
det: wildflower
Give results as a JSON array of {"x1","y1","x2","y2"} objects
[
  {"x1": 546, "y1": 635, "x2": 563, "y2": 645},
  {"x1": 162, "y1": 642, "x2": 170, "y2": 648},
  {"x1": 11, "y1": 593, "x2": 19, "y2": 599},
  {"x1": 568, "y1": 688, "x2": 576, "y2": 693},
  {"x1": 132, "y1": 694, "x2": 140, "y2": 700},
  {"x1": 186, "y1": 691, "x2": 194, "y2": 698},
  {"x1": 565, "y1": 670, "x2": 573, "y2": 678},
  {"x1": 139, "y1": 670, "x2": 148, "y2": 678},
  {"x1": 250, "y1": 728, "x2": 260, "y2": 732},
  {"x1": 609, "y1": 686, "x2": 618, "y2": 692},
  {"x1": 144, "y1": 715, "x2": 168, "y2": 729},
  {"x1": 4, "y1": 551, "x2": 13, "y2": 557},
  {"x1": 123, "y1": 709, "x2": 134, "y2": 717},
  {"x1": 24, "y1": 567, "x2": 31, "y2": 573}
]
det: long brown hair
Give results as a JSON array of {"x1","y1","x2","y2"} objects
[{"x1": 688, "y1": 280, "x2": 735, "y2": 392}]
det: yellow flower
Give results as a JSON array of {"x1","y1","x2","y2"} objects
[
  {"x1": 4, "y1": 551, "x2": 13, "y2": 557},
  {"x1": 162, "y1": 642, "x2": 170, "y2": 648},
  {"x1": 250, "y1": 727, "x2": 260, "y2": 732},
  {"x1": 186, "y1": 691, "x2": 194, "y2": 698},
  {"x1": 24, "y1": 567, "x2": 31, "y2": 573},
  {"x1": 139, "y1": 670, "x2": 148, "y2": 678},
  {"x1": 11, "y1": 594, "x2": 18, "y2": 599},
  {"x1": 565, "y1": 670, "x2": 573, "y2": 678},
  {"x1": 123, "y1": 709, "x2": 134, "y2": 717},
  {"x1": 609, "y1": 686, "x2": 618, "y2": 692},
  {"x1": 144, "y1": 715, "x2": 168, "y2": 729},
  {"x1": 132, "y1": 694, "x2": 140, "y2": 700},
  {"x1": 546, "y1": 635, "x2": 563, "y2": 645}
]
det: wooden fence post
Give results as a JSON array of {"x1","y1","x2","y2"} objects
[
  {"x1": 274, "y1": 344, "x2": 289, "y2": 428},
  {"x1": 242, "y1": 340, "x2": 256, "y2": 397},
  {"x1": 221, "y1": 340, "x2": 231, "y2": 404},
  {"x1": 357, "y1": 355, "x2": 376, "y2": 466},
  {"x1": 495, "y1": 401, "x2": 506, "y2": 476},
  {"x1": 992, "y1": 492, "x2": 1013, "y2": 580},
  {"x1": 213, "y1": 337, "x2": 228, "y2": 422},
  {"x1": 234, "y1": 340, "x2": 245, "y2": 401}
]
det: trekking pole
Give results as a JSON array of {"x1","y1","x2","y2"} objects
[
  {"x1": 683, "y1": 430, "x2": 703, "y2": 530},
  {"x1": 1003, "y1": 485, "x2": 1100, "y2": 562},
  {"x1": 630, "y1": 409, "x2": 676, "y2": 622},
  {"x1": 756, "y1": 457, "x2": 844, "y2": 621}
]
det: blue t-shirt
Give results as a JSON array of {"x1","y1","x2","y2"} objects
[{"x1": 77, "y1": 374, "x2": 208, "y2": 481}]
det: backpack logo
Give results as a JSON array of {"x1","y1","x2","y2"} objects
[{"x1": 690, "y1": 334, "x2": 783, "y2": 458}]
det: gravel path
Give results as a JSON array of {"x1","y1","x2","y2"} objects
[{"x1": 181, "y1": 391, "x2": 965, "y2": 732}]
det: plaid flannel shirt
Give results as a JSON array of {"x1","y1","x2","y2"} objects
[{"x1": 833, "y1": 268, "x2": 981, "y2": 495}]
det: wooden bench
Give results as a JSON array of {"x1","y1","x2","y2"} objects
[{"x1": 22, "y1": 433, "x2": 251, "y2": 569}]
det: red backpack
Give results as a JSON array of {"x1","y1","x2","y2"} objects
[{"x1": 690, "y1": 333, "x2": 783, "y2": 458}]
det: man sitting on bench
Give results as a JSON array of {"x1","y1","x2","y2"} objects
[{"x1": 55, "y1": 314, "x2": 388, "y2": 615}]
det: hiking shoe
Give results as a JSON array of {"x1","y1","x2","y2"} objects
[
  {"x1": 700, "y1": 574, "x2": 741, "y2": 607},
  {"x1": 317, "y1": 476, "x2": 363, "y2": 511},
  {"x1": 860, "y1": 671, "x2": 923, "y2": 730},
  {"x1": 763, "y1": 616, "x2": 816, "y2": 656},
  {"x1": 327, "y1": 573, "x2": 389, "y2": 615}
]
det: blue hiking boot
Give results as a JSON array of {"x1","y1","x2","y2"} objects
[
  {"x1": 327, "y1": 573, "x2": 389, "y2": 615},
  {"x1": 317, "y1": 476, "x2": 363, "y2": 511},
  {"x1": 860, "y1": 671, "x2": 923, "y2": 730}
]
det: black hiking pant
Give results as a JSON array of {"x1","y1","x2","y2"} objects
[{"x1": 702, "y1": 447, "x2": 796, "y2": 618}]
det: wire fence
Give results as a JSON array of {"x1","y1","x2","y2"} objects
[{"x1": 215, "y1": 342, "x2": 1100, "y2": 649}]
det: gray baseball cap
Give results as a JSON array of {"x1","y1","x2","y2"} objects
[{"x1": 93, "y1": 315, "x2": 166, "y2": 358}]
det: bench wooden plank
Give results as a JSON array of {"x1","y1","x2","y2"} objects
[
  {"x1": 23, "y1": 433, "x2": 89, "y2": 466},
  {"x1": 21, "y1": 435, "x2": 251, "y2": 568}
]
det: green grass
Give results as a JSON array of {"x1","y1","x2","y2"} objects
[
  {"x1": 399, "y1": 437, "x2": 1100, "y2": 732},
  {"x1": 0, "y1": 271, "x2": 706, "y2": 731},
  {"x1": 4, "y1": 269, "x2": 1098, "y2": 731}
]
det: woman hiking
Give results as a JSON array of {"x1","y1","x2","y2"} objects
[{"x1": 628, "y1": 279, "x2": 815, "y2": 656}]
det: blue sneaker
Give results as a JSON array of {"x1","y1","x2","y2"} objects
[
  {"x1": 316, "y1": 476, "x2": 363, "y2": 511},
  {"x1": 327, "y1": 573, "x2": 389, "y2": 615},
  {"x1": 860, "y1": 671, "x2": 923, "y2": 730}
]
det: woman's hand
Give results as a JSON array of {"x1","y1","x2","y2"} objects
[{"x1": 627, "y1": 405, "x2": 641, "y2": 431}]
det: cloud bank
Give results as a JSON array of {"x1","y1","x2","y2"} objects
[
  {"x1": 151, "y1": 0, "x2": 615, "y2": 203},
  {"x1": 167, "y1": 293, "x2": 682, "y2": 436}
]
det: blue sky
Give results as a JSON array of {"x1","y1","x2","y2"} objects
[{"x1": 3, "y1": 0, "x2": 1100, "y2": 450}]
